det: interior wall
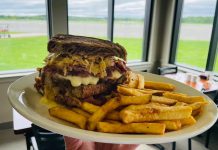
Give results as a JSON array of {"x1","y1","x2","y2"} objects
[
  {"x1": 148, "y1": 0, "x2": 176, "y2": 73},
  {"x1": 0, "y1": 77, "x2": 21, "y2": 124}
]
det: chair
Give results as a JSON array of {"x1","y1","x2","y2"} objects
[
  {"x1": 157, "y1": 66, "x2": 178, "y2": 75},
  {"x1": 31, "y1": 124, "x2": 65, "y2": 150},
  {"x1": 204, "y1": 90, "x2": 218, "y2": 148}
]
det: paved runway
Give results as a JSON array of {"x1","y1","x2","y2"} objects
[{"x1": 0, "y1": 20, "x2": 213, "y2": 40}]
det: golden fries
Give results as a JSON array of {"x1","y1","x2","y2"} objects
[
  {"x1": 117, "y1": 86, "x2": 145, "y2": 96},
  {"x1": 137, "y1": 74, "x2": 144, "y2": 89},
  {"x1": 158, "y1": 120, "x2": 181, "y2": 131},
  {"x1": 144, "y1": 81, "x2": 175, "y2": 91},
  {"x1": 49, "y1": 106, "x2": 87, "y2": 129},
  {"x1": 106, "y1": 111, "x2": 121, "y2": 121},
  {"x1": 188, "y1": 102, "x2": 208, "y2": 111},
  {"x1": 47, "y1": 72, "x2": 208, "y2": 135},
  {"x1": 72, "y1": 108, "x2": 91, "y2": 118},
  {"x1": 180, "y1": 116, "x2": 196, "y2": 126},
  {"x1": 138, "y1": 89, "x2": 165, "y2": 96},
  {"x1": 119, "y1": 95, "x2": 151, "y2": 105},
  {"x1": 81, "y1": 102, "x2": 99, "y2": 113},
  {"x1": 88, "y1": 98, "x2": 120, "y2": 130},
  {"x1": 151, "y1": 96, "x2": 177, "y2": 105},
  {"x1": 97, "y1": 122, "x2": 166, "y2": 134},
  {"x1": 120, "y1": 105, "x2": 192, "y2": 123},
  {"x1": 163, "y1": 92, "x2": 206, "y2": 104},
  {"x1": 125, "y1": 72, "x2": 139, "y2": 88}
]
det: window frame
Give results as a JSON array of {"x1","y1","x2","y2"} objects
[
  {"x1": 107, "y1": 0, "x2": 153, "y2": 62},
  {"x1": 0, "y1": 0, "x2": 153, "y2": 76},
  {"x1": 169, "y1": 0, "x2": 218, "y2": 72}
]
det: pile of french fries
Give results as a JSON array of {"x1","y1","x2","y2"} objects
[{"x1": 48, "y1": 72, "x2": 208, "y2": 135}]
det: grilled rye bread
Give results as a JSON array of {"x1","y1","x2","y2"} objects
[
  {"x1": 35, "y1": 34, "x2": 129, "y2": 107},
  {"x1": 48, "y1": 34, "x2": 127, "y2": 61}
]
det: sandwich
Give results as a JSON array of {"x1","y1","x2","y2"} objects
[{"x1": 34, "y1": 34, "x2": 129, "y2": 107}]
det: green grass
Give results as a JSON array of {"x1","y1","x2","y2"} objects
[
  {"x1": 0, "y1": 36, "x2": 144, "y2": 71},
  {"x1": 1, "y1": 36, "x2": 218, "y2": 72},
  {"x1": 176, "y1": 40, "x2": 210, "y2": 69},
  {"x1": 114, "y1": 37, "x2": 143, "y2": 60},
  {"x1": 0, "y1": 36, "x2": 48, "y2": 70}
]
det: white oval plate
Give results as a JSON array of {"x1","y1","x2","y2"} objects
[{"x1": 7, "y1": 72, "x2": 218, "y2": 144}]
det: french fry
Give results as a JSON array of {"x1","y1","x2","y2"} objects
[
  {"x1": 192, "y1": 107, "x2": 203, "y2": 116},
  {"x1": 49, "y1": 106, "x2": 87, "y2": 129},
  {"x1": 163, "y1": 92, "x2": 206, "y2": 104},
  {"x1": 188, "y1": 96, "x2": 207, "y2": 103},
  {"x1": 81, "y1": 102, "x2": 120, "y2": 120},
  {"x1": 104, "y1": 120, "x2": 122, "y2": 124},
  {"x1": 158, "y1": 120, "x2": 181, "y2": 131},
  {"x1": 97, "y1": 122, "x2": 166, "y2": 135},
  {"x1": 106, "y1": 111, "x2": 121, "y2": 121},
  {"x1": 137, "y1": 74, "x2": 144, "y2": 89},
  {"x1": 151, "y1": 96, "x2": 177, "y2": 105},
  {"x1": 88, "y1": 98, "x2": 120, "y2": 130},
  {"x1": 180, "y1": 116, "x2": 196, "y2": 126},
  {"x1": 117, "y1": 86, "x2": 145, "y2": 96},
  {"x1": 120, "y1": 105, "x2": 192, "y2": 123},
  {"x1": 138, "y1": 89, "x2": 165, "y2": 96},
  {"x1": 175, "y1": 102, "x2": 187, "y2": 106},
  {"x1": 188, "y1": 102, "x2": 208, "y2": 111},
  {"x1": 144, "y1": 81, "x2": 175, "y2": 91},
  {"x1": 119, "y1": 95, "x2": 151, "y2": 105},
  {"x1": 145, "y1": 102, "x2": 169, "y2": 107},
  {"x1": 72, "y1": 108, "x2": 91, "y2": 118},
  {"x1": 126, "y1": 72, "x2": 139, "y2": 88},
  {"x1": 81, "y1": 102, "x2": 100, "y2": 114}
]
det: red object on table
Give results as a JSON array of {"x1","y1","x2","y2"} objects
[{"x1": 164, "y1": 72, "x2": 218, "y2": 92}]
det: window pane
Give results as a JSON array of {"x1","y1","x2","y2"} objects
[
  {"x1": 68, "y1": 0, "x2": 107, "y2": 39},
  {"x1": 114, "y1": 0, "x2": 146, "y2": 61},
  {"x1": 175, "y1": 0, "x2": 216, "y2": 69},
  {"x1": 0, "y1": 0, "x2": 48, "y2": 72},
  {"x1": 213, "y1": 43, "x2": 218, "y2": 72}
]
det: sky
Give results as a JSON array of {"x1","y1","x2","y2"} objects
[{"x1": 0, "y1": 0, "x2": 216, "y2": 18}]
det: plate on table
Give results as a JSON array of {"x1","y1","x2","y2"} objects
[{"x1": 7, "y1": 72, "x2": 218, "y2": 144}]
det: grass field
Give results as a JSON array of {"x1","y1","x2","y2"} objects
[{"x1": 0, "y1": 36, "x2": 217, "y2": 72}]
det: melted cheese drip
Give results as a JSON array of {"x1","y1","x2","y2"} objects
[
  {"x1": 58, "y1": 71, "x2": 122, "y2": 87},
  {"x1": 62, "y1": 76, "x2": 99, "y2": 87},
  {"x1": 110, "y1": 70, "x2": 122, "y2": 79}
]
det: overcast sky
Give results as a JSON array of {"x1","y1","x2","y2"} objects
[{"x1": 0, "y1": 0, "x2": 216, "y2": 18}]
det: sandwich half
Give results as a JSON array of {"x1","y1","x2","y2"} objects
[{"x1": 35, "y1": 34, "x2": 129, "y2": 107}]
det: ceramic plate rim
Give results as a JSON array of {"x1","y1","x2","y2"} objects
[{"x1": 7, "y1": 72, "x2": 218, "y2": 144}]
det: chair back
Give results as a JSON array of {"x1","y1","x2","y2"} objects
[
  {"x1": 31, "y1": 124, "x2": 65, "y2": 150},
  {"x1": 157, "y1": 66, "x2": 178, "y2": 75}
]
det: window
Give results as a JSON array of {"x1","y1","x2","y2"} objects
[
  {"x1": 213, "y1": 43, "x2": 218, "y2": 72},
  {"x1": 113, "y1": 0, "x2": 146, "y2": 61},
  {"x1": 68, "y1": 0, "x2": 108, "y2": 39},
  {"x1": 173, "y1": 0, "x2": 217, "y2": 70},
  {"x1": 0, "y1": 0, "x2": 48, "y2": 72}
]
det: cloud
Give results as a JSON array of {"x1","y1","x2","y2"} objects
[
  {"x1": 183, "y1": 0, "x2": 216, "y2": 17},
  {"x1": 0, "y1": 0, "x2": 46, "y2": 16},
  {"x1": 0, "y1": 0, "x2": 216, "y2": 18}
]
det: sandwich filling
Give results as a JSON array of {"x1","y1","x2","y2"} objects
[{"x1": 35, "y1": 52, "x2": 128, "y2": 107}]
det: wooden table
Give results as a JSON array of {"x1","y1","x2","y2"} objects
[{"x1": 164, "y1": 72, "x2": 218, "y2": 93}]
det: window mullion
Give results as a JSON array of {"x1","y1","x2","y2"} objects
[
  {"x1": 206, "y1": 0, "x2": 218, "y2": 71},
  {"x1": 107, "y1": 0, "x2": 114, "y2": 42},
  {"x1": 169, "y1": 0, "x2": 183, "y2": 64},
  {"x1": 142, "y1": 0, "x2": 154, "y2": 61},
  {"x1": 46, "y1": 0, "x2": 68, "y2": 39}
]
